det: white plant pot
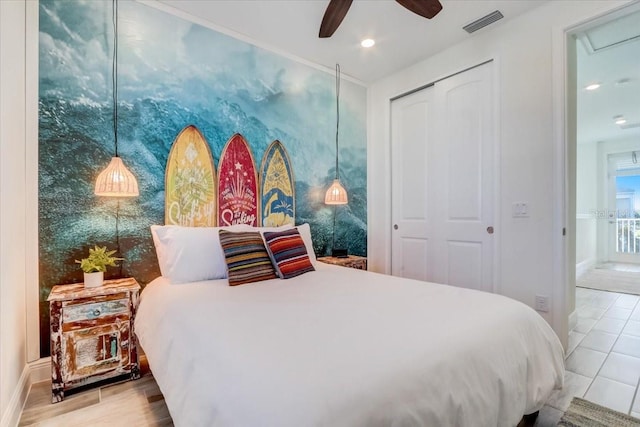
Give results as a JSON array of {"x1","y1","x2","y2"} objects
[{"x1": 84, "y1": 271, "x2": 104, "y2": 288}]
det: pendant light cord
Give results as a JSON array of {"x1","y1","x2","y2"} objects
[
  {"x1": 116, "y1": 200, "x2": 123, "y2": 277},
  {"x1": 112, "y1": 0, "x2": 119, "y2": 157},
  {"x1": 335, "y1": 63, "x2": 340, "y2": 180},
  {"x1": 332, "y1": 64, "x2": 341, "y2": 252},
  {"x1": 113, "y1": 0, "x2": 122, "y2": 275}
]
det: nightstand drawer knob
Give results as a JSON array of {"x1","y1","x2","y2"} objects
[{"x1": 93, "y1": 309, "x2": 101, "y2": 317}]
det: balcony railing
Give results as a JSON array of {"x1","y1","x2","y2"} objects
[{"x1": 617, "y1": 218, "x2": 640, "y2": 253}]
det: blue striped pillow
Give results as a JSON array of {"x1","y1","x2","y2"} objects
[
  {"x1": 263, "y1": 228, "x2": 315, "y2": 279},
  {"x1": 218, "y1": 230, "x2": 277, "y2": 286}
]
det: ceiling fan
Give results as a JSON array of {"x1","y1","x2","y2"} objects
[{"x1": 319, "y1": 0, "x2": 443, "y2": 38}]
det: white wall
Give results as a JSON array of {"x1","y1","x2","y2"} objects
[
  {"x1": 367, "y1": 0, "x2": 630, "y2": 346},
  {"x1": 577, "y1": 142, "x2": 598, "y2": 217},
  {"x1": 576, "y1": 142, "x2": 598, "y2": 276},
  {"x1": 0, "y1": 1, "x2": 29, "y2": 426}
]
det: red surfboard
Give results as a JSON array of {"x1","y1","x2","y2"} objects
[{"x1": 217, "y1": 134, "x2": 259, "y2": 226}]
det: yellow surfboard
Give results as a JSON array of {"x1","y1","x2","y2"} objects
[
  {"x1": 259, "y1": 140, "x2": 295, "y2": 227},
  {"x1": 165, "y1": 125, "x2": 217, "y2": 227}
]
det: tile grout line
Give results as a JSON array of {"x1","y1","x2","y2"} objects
[
  {"x1": 619, "y1": 296, "x2": 640, "y2": 415},
  {"x1": 608, "y1": 297, "x2": 640, "y2": 414},
  {"x1": 581, "y1": 293, "x2": 639, "y2": 414},
  {"x1": 630, "y1": 374, "x2": 640, "y2": 416},
  {"x1": 580, "y1": 294, "x2": 619, "y2": 399},
  {"x1": 568, "y1": 289, "x2": 611, "y2": 400}
]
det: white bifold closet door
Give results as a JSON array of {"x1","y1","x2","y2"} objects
[{"x1": 391, "y1": 61, "x2": 495, "y2": 292}]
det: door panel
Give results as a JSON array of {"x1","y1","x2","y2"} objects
[
  {"x1": 391, "y1": 62, "x2": 494, "y2": 292},
  {"x1": 391, "y1": 87, "x2": 434, "y2": 279},
  {"x1": 447, "y1": 241, "x2": 483, "y2": 290},
  {"x1": 446, "y1": 83, "x2": 482, "y2": 221},
  {"x1": 401, "y1": 238, "x2": 430, "y2": 280}
]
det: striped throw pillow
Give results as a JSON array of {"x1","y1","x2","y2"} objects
[
  {"x1": 218, "y1": 230, "x2": 277, "y2": 286},
  {"x1": 263, "y1": 228, "x2": 315, "y2": 279}
]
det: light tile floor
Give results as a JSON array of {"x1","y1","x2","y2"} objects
[
  {"x1": 541, "y1": 286, "x2": 640, "y2": 423},
  {"x1": 597, "y1": 262, "x2": 640, "y2": 273}
]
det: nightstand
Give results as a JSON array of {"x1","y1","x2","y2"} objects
[
  {"x1": 47, "y1": 277, "x2": 141, "y2": 403},
  {"x1": 317, "y1": 255, "x2": 367, "y2": 270}
]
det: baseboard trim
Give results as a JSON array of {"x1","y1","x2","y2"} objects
[
  {"x1": 576, "y1": 258, "x2": 596, "y2": 280},
  {"x1": 568, "y1": 309, "x2": 578, "y2": 333},
  {"x1": 28, "y1": 357, "x2": 50, "y2": 384},
  {"x1": 0, "y1": 364, "x2": 30, "y2": 427}
]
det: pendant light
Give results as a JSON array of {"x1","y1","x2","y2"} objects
[
  {"x1": 324, "y1": 64, "x2": 348, "y2": 205},
  {"x1": 95, "y1": 0, "x2": 139, "y2": 197}
]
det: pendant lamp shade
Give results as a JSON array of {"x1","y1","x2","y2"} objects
[
  {"x1": 95, "y1": 0, "x2": 139, "y2": 198},
  {"x1": 95, "y1": 156, "x2": 139, "y2": 197},
  {"x1": 325, "y1": 63, "x2": 348, "y2": 206},
  {"x1": 325, "y1": 179, "x2": 348, "y2": 205}
]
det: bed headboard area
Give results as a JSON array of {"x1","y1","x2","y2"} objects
[
  {"x1": 165, "y1": 125, "x2": 295, "y2": 228},
  {"x1": 37, "y1": 0, "x2": 366, "y2": 359}
]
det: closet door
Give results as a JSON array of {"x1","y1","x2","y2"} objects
[
  {"x1": 391, "y1": 62, "x2": 495, "y2": 292},
  {"x1": 390, "y1": 86, "x2": 435, "y2": 280}
]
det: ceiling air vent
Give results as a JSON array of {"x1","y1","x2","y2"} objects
[{"x1": 463, "y1": 10, "x2": 504, "y2": 34}]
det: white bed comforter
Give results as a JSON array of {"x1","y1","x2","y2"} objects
[{"x1": 135, "y1": 264, "x2": 564, "y2": 427}]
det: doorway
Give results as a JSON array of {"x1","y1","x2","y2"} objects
[
  {"x1": 574, "y1": 8, "x2": 640, "y2": 294},
  {"x1": 390, "y1": 61, "x2": 495, "y2": 292}
]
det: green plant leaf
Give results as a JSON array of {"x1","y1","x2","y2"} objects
[{"x1": 75, "y1": 245, "x2": 123, "y2": 273}]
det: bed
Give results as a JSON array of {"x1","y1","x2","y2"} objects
[
  {"x1": 135, "y1": 130, "x2": 564, "y2": 426},
  {"x1": 135, "y1": 258, "x2": 564, "y2": 426}
]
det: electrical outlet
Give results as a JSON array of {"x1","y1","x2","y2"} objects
[{"x1": 535, "y1": 295, "x2": 549, "y2": 312}]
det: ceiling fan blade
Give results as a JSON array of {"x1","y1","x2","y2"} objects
[
  {"x1": 319, "y1": 0, "x2": 354, "y2": 38},
  {"x1": 395, "y1": 0, "x2": 443, "y2": 19}
]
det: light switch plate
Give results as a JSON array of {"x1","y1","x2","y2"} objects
[{"x1": 512, "y1": 202, "x2": 529, "y2": 218}]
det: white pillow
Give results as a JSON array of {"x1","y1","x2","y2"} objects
[
  {"x1": 150, "y1": 224, "x2": 250, "y2": 284},
  {"x1": 252, "y1": 224, "x2": 294, "y2": 233},
  {"x1": 295, "y1": 223, "x2": 317, "y2": 267}
]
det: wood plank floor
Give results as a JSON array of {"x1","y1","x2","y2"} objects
[{"x1": 18, "y1": 373, "x2": 173, "y2": 426}]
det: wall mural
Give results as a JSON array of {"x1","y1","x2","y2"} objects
[{"x1": 38, "y1": 0, "x2": 367, "y2": 357}]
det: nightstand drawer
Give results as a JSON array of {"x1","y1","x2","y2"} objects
[{"x1": 63, "y1": 298, "x2": 129, "y2": 323}]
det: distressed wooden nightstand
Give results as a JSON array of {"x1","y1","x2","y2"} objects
[
  {"x1": 317, "y1": 255, "x2": 367, "y2": 270},
  {"x1": 47, "y1": 277, "x2": 141, "y2": 403}
]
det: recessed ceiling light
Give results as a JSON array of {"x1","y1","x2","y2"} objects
[
  {"x1": 614, "y1": 115, "x2": 627, "y2": 125},
  {"x1": 361, "y1": 38, "x2": 375, "y2": 48},
  {"x1": 585, "y1": 83, "x2": 600, "y2": 91}
]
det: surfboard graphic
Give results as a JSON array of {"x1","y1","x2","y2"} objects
[
  {"x1": 260, "y1": 140, "x2": 295, "y2": 227},
  {"x1": 165, "y1": 125, "x2": 217, "y2": 227},
  {"x1": 217, "y1": 133, "x2": 259, "y2": 227}
]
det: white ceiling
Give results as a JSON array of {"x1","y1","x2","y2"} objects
[
  {"x1": 576, "y1": 8, "x2": 640, "y2": 145},
  {"x1": 154, "y1": 0, "x2": 639, "y2": 146},
  {"x1": 157, "y1": 0, "x2": 545, "y2": 84}
]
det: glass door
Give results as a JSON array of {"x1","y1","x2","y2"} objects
[{"x1": 608, "y1": 152, "x2": 640, "y2": 263}]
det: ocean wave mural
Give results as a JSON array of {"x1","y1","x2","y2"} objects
[{"x1": 38, "y1": 0, "x2": 367, "y2": 356}]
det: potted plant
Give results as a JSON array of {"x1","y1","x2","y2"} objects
[{"x1": 75, "y1": 246, "x2": 122, "y2": 288}]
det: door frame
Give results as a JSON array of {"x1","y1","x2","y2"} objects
[{"x1": 556, "y1": 1, "x2": 640, "y2": 342}]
